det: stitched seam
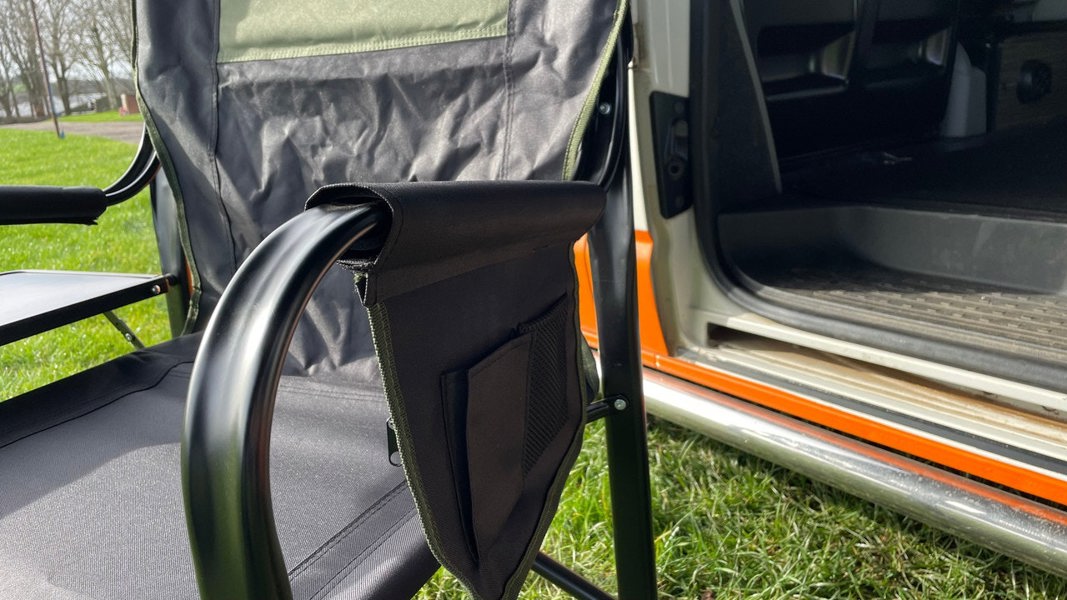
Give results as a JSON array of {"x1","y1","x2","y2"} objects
[
  {"x1": 0, "y1": 359, "x2": 193, "y2": 449},
  {"x1": 212, "y1": 0, "x2": 240, "y2": 279},
  {"x1": 496, "y1": 0, "x2": 516, "y2": 179},
  {"x1": 136, "y1": 93, "x2": 201, "y2": 332},
  {"x1": 307, "y1": 511, "x2": 411, "y2": 600},
  {"x1": 306, "y1": 505, "x2": 417, "y2": 600},
  {"x1": 288, "y1": 485, "x2": 400, "y2": 577},
  {"x1": 503, "y1": 287, "x2": 587, "y2": 598},
  {"x1": 363, "y1": 186, "x2": 404, "y2": 304},
  {"x1": 366, "y1": 303, "x2": 471, "y2": 590},
  {"x1": 218, "y1": 27, "x2": 507, "y2": 63},
  {"x1": 287, "y1": 482, "x2": 407, "y2": 579},
  {"x1": 562, "y1": 0, "x2": 628, "y2": 179}
]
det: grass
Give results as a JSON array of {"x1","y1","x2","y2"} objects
[
  {"x1": 60, "y1": 109, "x2": 144, "y2": 123},
  {"x1": 417, "y1": 419, "x2": 1067, "y2": 599},
  {"x1": 3, "y1": 125, "x2": 1066, "y2": 598},
  {"x1": 0, "y1": 128, "x2": 168, "y2": 399}
]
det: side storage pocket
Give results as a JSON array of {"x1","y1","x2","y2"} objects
[
  {"x1": 338, "y1": 179, "x2": 605, "y2": 600},
  {"x1": 439, "y1": 295, "x2": 574, "y2": 566},
  {"x1": 466, "y1": 334, "x2": 532, "y2": 559},
  {"x1": 442, "y1": 333, "x2": 532, "y2": 563}
]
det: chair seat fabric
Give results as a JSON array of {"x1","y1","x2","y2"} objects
[{"x1": 0, "y1": 335, "x2": 436, "y2": 599}]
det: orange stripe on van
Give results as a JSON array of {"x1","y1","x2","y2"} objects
[
  {"x1": 650, "y1": 353, "x2": 1067, "y2": 508},
  {"x1": 573, "y1": 231, "x2": 668, "y2": 356},
  {"x1": 634, "y1": 231, "x2": 669, "y2": 356},
  {"x1": 574, "y1": 235, "x2": 599, "y2": 342}
]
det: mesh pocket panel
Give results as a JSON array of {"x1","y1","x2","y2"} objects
[{"x1": 518, "y1": 297, "x2": 570, "y2": 475}]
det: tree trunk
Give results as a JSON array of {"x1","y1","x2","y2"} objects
[
  {"x1": 0, "y1": 85, "x2": 10, "y2": 118},
  {"x1": 84, "y1": 20, "x2": 118, "y2": 109},
  {"x1": 18, "y1": 68, "x2": 45, "y2": 118},
  {"x1": 0, "y1": 65, "x2": 13, "y2": 118},
  {"x1": 105, "y1": 76, "x2": 117, "y2": 109},
  {"x1": 53, "y1": 65, "x2": 71, "y2": 113}
]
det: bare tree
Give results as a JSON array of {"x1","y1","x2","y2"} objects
[
  {"x1": 0, "y1": 0, "x2": 135, "y2": 118},
  {"x1": 80, "y1": 12, "x2": 116, "y2": 107},
  {"x1": 39, "y1": 0, "x2": 80, "y2": 114},
  {"x1": 1, "y1": 0, "x2": 47, "y2": 117},
  {"x1": 0, "y1": 9, "x2": 20, "y2": 118},
  {"x1": 74, "y1": 0, "x2": 133, "y2": 109},
  {"x1": 0, "y1": 56, "x2": 17, "y2": 119},
  {"x1": 98, "y1": 0, "x2": 131, "y2": 72}
]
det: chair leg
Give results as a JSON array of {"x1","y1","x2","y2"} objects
[
  {"x1": 533, "y1": 553, "x2": 616, "y2": 600},
  {"x1": 588, "y1": 163, "x2": 658, "y2": 599}
]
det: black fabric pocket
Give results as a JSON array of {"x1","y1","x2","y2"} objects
[
  {"x1": 340, "y1": 181, "x2": 605, "y2": 600},
  {"x1": 439, "y1": 295, "x2": 573, "y2": 567},
  {"x1": 442, "y1": 333, "x2": 531, "y2": 563},
  {"x1": 466, "y1": 333, "x2": 531, "y2": 559}
]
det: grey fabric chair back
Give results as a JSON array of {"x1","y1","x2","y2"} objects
[{"x1": 136, "y1": 0, "x2": 627, "y2": 372}]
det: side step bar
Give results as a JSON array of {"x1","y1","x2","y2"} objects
[{"x1": 642, "y1": 367, "x2": 1067, "y2": 578}]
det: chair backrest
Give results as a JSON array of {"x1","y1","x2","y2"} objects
[{"x1": 136, "y1": 0, "x2": 626, "y2": 370}]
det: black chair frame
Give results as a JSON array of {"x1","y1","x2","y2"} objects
[
  {"x1": 1, "y1": 16, "x2": 657, "y2": 600},
  {"x1": 183, "y1": 25, "x2": 658, "y2": 600}
]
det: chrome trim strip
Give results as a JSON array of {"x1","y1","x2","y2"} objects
[{"x1": 643, "y1": 367, "x2": 1067, "y2": 578}]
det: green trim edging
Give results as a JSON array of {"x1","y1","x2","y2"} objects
[
  {"x1": 132, "y1": 1, "x2": 202, "y2": 335},
  {"x1": 365, "y1": 302, "x2": 482, "y2": 596},
  {"x1": 563, "y1": 0, "x2": 629, "y2": 180},
  {"x1": 218, "y1": 0, "x2": 509, "y2": 63}
]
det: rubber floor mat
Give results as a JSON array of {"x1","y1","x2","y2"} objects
[{"x1": 745, "y1": 261, "x2": 1067, "y2": 366}]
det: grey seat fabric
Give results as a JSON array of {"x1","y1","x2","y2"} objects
[{"x1": 0, "y1": 335, "x2": 436, "y2": 599}]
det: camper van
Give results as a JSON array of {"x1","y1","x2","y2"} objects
[{"x1": 614, "y1": 0, "x2": 1067, "y2": 576}]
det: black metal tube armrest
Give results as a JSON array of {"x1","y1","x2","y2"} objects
[
  {"x1": 102, "y1": 125, "x2": 160, "y2": 206},
  {"x1": 0, "y1": 186, "x2": 108, "y2": 225},
  {"x1": 182, "y1": 202, "x2": 388, "y2": 600},
  {"x1": 1, "y1": 125, "x2": 159, "y2": 225}
]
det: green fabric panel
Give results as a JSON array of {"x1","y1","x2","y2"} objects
[{"x1": 218, "y1": 0, "x2": 509, "y2": 63}]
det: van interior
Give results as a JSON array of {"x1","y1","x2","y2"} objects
[{"x1": 697, "y1": 0, "x2": 1067, "y2": 394}]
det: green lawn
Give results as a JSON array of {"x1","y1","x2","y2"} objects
[
  {"x1": 420, "y1": 418, "x2": 1067, "y2": 599},
  {"x1": 0, "y1": 128, "x2": 168, "y2": 399},
  {"x1": 2, "y1": 126, "x2": 1065, "y2": 598},
  {"x1": 61, "y1": 109, "x2": 144, "y2": 123}
]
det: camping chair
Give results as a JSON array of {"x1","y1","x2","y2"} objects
[{"x1": 0, "y1": 0, "x2": 655, "y2": 598}]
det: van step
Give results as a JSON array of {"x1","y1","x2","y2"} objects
[{"x1": 744, "y1": 261, "x2": 1067, "y2": 366}]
